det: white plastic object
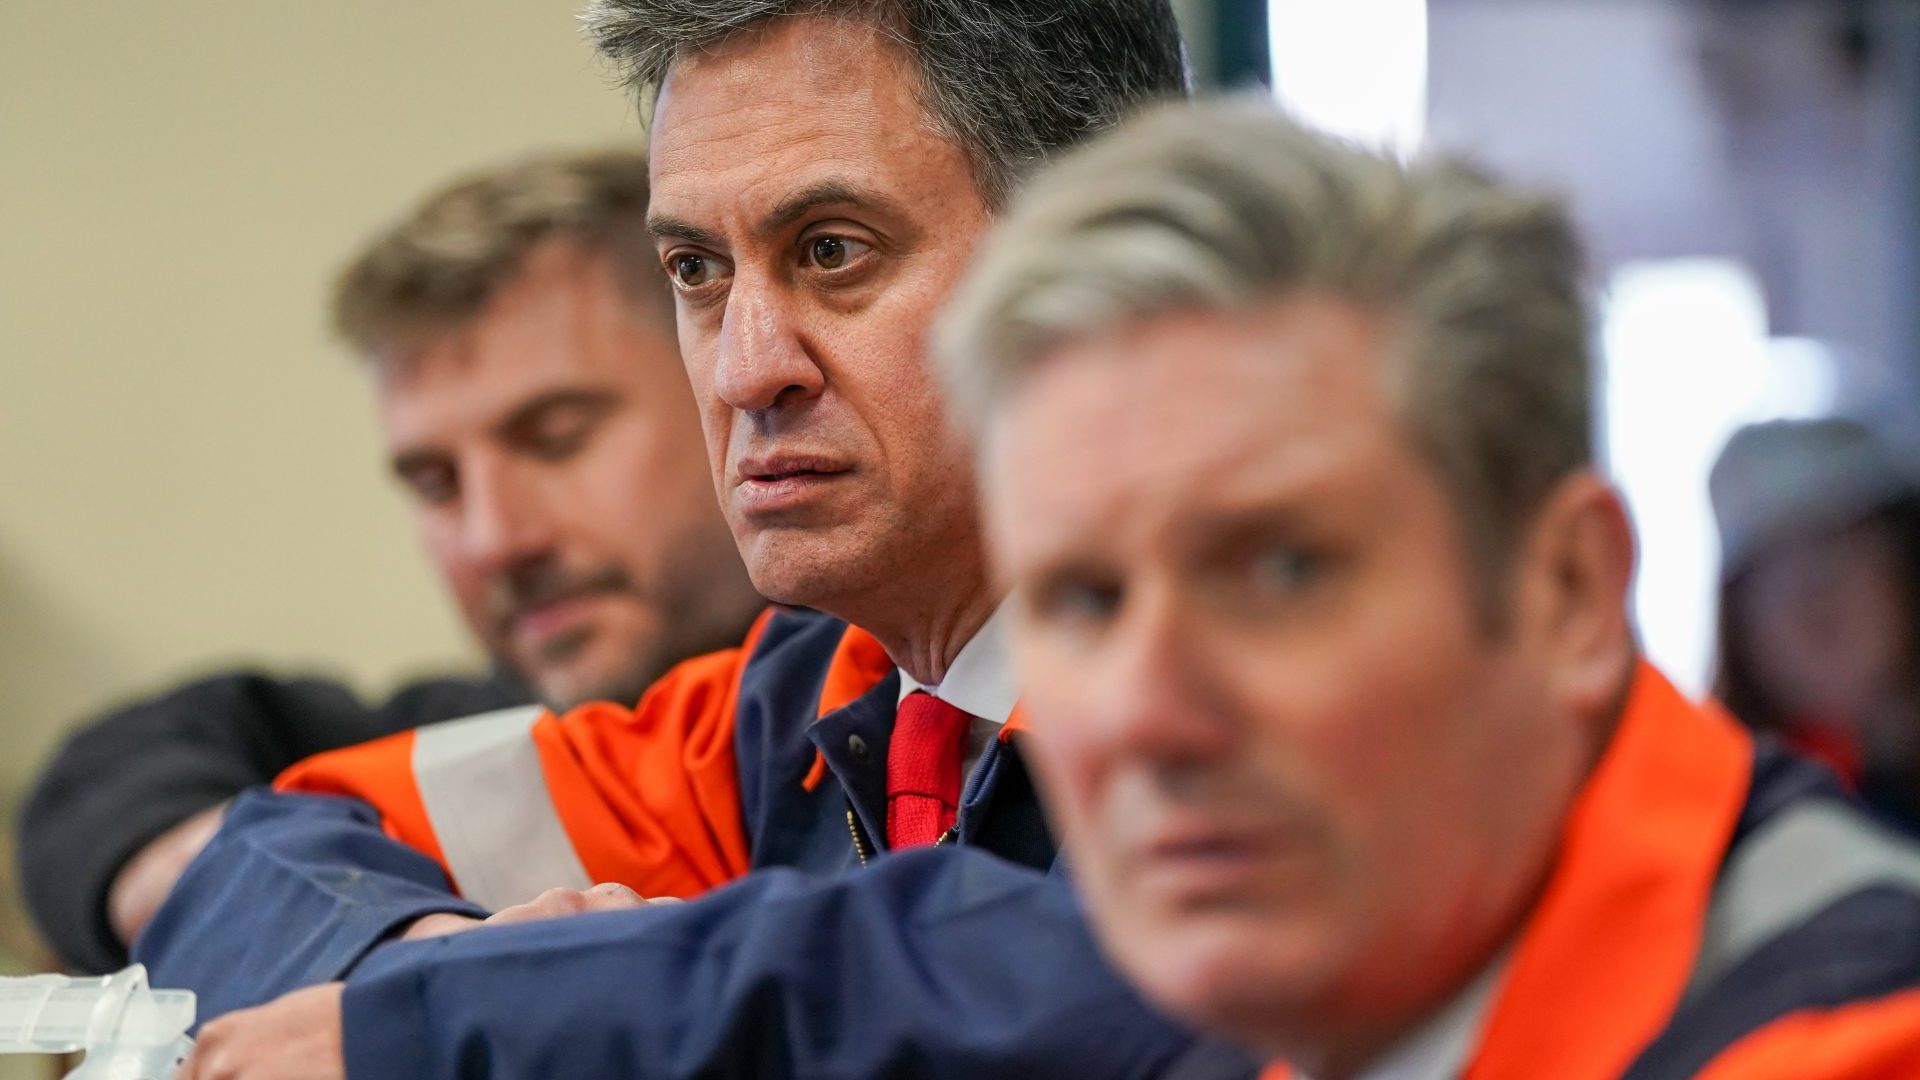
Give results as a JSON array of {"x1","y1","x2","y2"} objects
[{"x1": 0, "y1": 965, "x2": 193, "y2": 1079}]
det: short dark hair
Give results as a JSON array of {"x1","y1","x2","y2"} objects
[{"x1": 582, "y1": 0, "x2": 1189, "y2": 208}]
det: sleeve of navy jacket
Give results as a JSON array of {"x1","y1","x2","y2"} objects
[
  {"x1": 341, "y1": 847, "x2": 1193, "y2": 1079},
  {"x1": 131, "y1": 788, "x2": 486, "y2": 1021}
]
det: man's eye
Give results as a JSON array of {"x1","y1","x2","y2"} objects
[
  {"x1": 670, "y1": 253, "x2": 713, "y2": 288},
  {"x1": 528, "y1": 422, "x2": 591, "y2": 461},
  {"x1": 1032, "y1": 577, "x2": 1125, "y2": 628},
  {"x1": 403, "y1": 467, "x2": 458, "y2": 506},
  {"x1": 805, "y1": 236, "x2": 871, "y2": 271},
  {"x1": 1250, "y1": 546, "x2": 1323, "y2": 592}
]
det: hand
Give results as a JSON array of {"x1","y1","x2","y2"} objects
[
  {"x1": 395, "y1": 882, "x2": 669, "y2": 942},
  {"x1": 398, "y1": 910, "x2": 484, "y2": 942},
  {"x1": 180, "y1": 983, "x2": 344, "y2": 1080},
  {"x1": 484, "y1": 882, "x2": 675, "y2": 926},
  {"x1": 109, "y1": 802, "x2": 228, "y2": 945}
]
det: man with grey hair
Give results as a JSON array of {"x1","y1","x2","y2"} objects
[
  {"x1": 941, "y1": 100, "x2": 1920, "y2": 1077},
  {"x1": 143, "y1": 3, "x2": 1221, "y2": 1079}
]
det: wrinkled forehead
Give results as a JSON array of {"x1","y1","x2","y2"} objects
[
  {"x1": 645, "y1": 15, "x2": 965, "y2": 222},
  {"x1": 985, "y1": 301, "x2": 1413, "y2": 557}
]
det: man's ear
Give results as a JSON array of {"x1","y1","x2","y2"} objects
[{"x1": 1517, "y1": 470, "x2": 1638, "y2": 716}]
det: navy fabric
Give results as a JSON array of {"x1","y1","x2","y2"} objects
[
  {"x1": 806, "y1": 674, "x2": 903, "y2": 856},
  {"x1": 1729, "y1": 739, "x2": 1851, "y2": 846},
  {"x1": 135, "y1": 607, "x2": 1198, "y2": 1076},
  {"x1": 20, "y1": 668, "x2": 521, "y2": 972},
  {"x1": 731, "y1": 609, "x2": 848, "y2": 873},
  {"x1": 1621, "y1": 751, "x2": 1920, "y2": 1077},
  {"x1": 133, "y1": 790, "x2": 485, "y2": 1023},
  {"x1": 1627, "y1": 887, "x2": 1920, "y2": 1077},
  {"x1": 342, "y1": 851, "x2": 1192, "y2": 1079}
]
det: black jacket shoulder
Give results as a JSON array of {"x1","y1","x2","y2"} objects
[{"x1": 17, "y1": 668, "x2": 526, "y2": 972}]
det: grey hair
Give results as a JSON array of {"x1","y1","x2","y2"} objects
[
  {"x1": 332, "y1": 146, "x2": 667, "y2": 362},
  {"x1": 937, "y1": 99, "x2": 1593, "y2": 603},
  {"x1": 580, "y1": 0, "x2": 1189, "y2": 208}
]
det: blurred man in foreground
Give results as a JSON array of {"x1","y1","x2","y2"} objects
[
  {"x1": 18, "y1": 147, "x2": 763, "y2": 971},
  {"x1": 942, "y1": 102, "x2": 1920, "y2": 1078}
]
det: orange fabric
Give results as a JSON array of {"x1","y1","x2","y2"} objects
[
  {"x1": 520, "y1": 607, "x2": 780, "y2": 897},
  {"x1": 276, "y1": 610, "x2": 913, "y2": 904},
  {"x1": 818, "y1": 623, "x2": 893, "y2": 715},
  {"x1": 276, "y1": 610, "x2": 779, "y2": 900},
  {"x1": 1000, "y1": 703, "x2": 1029, "y2": 742},
  {"x1": 276, "y1": 729, "x2": 449, "y2": 871},
  {"x1": 1692, "y1": 987, "x2": 1920, "y2": 1079},
  {"x1": 1463, "y1": 663, "x2": 1752, "y2": 1080},
  {"x1": 801, "y1": 752, "x2": 830, "y2": 793},
  {"x1": 1257, "y1": 665, "x2": 1754, "y2": 1080}
]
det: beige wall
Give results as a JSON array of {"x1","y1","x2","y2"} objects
[
  {"x1": 0, "y1": 3, "x2": 1218, "y2": 1032},
  {"x1": 0, "y1": 1, "x2": 639, "y2": 981}
]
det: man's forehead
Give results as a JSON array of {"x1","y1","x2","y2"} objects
[
  {"x1": 645, "y1": 14, "x2": 955, "y2": 216},
  {"x1": 374, "y1": 327, "x2": 630, "y2": 440},
  {"x1": 991, "y1": 306, "x2": 1408, "y2": 536}
]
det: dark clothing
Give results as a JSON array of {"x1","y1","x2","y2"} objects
[
  {"x1": 134, "y1": 609, "x2": 1211, "y2": 1078},
  {"x1": 17, "y1": 669, "x2": 526, "y2": 973}
]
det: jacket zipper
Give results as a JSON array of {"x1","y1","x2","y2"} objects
[{"x1": 847, "y1": 805, "x2": 961, "y2": 863}]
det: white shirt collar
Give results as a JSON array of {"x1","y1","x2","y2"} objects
[{"x1": 895, "y1": 600, "x2": 1020, "y2": 726}]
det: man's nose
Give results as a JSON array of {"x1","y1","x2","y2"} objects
[
  {"x1": 713, "y1": 275, "x2": 824, "y2": 414},
  {"x1": 1085, "y1": 586, "x2": 1240, "y2": 767},
  {"x1": 457, "y1": 456, "x2": 554, "y2": 573}
]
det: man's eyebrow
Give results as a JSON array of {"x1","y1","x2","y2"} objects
[
  {"x1": 389, "y1": 446, "x2": 447, "y2": 479},
  {"x1": 646, "y1": 214, "x2": 727, "y2": 250},
  {"x1": 761, "y1": 181, "x2": 900, "y2": 238},
  {"x1": 493, "y1": 387, "x2": 621, "y2": 440},
  {"x1": 647, "y1": 181, "x2": 904, "y2": 250}
]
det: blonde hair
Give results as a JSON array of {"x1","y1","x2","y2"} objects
[
  {"x1": 332, "y1": 147, "x2": 666, "y2": 359},
  {"x1": 938, "y1": 99, "x2": 1593, "y2": 602}
]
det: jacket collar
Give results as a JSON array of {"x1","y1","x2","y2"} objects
[
  {"x1": 1465, "y1": 661, "x2": 1753, "y2": 1078},
  {"x1": 1265, "y1": 663, "x2": 1754, "y2": 1080}
]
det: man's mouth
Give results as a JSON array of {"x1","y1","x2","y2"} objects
[
  {"x1": 1125, "y1": 804, "x2": 1307, "y2": 905},
  {"x1": 511, "y1": 590, "x2": 612, "y2": 644},
  {"x1": 734, "y1": 453, "x2": 853, "y2": 513},
  {"x1": 737, "y1": 453, "x2": 851, "y2": 485},
  {"x1": 491, "y1": 568, "x2": 631, "y2": 646}
]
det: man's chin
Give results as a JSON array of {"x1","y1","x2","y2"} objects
[
  {"x1": 531, "y1": 666, "x2": 655, "y2": 711},
  {"x1": 523, "y1": 644, "x2": 663, "y2": 711},
  {"x1": 741, "y1": 529, "x2": 870, "y2": 611},
  {"x1": 1115, "y1": 911, "x2": 1336, "y2": 1041}
]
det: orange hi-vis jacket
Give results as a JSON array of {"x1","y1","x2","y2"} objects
[
  {"x1": 273, "y1": 606, "x2": 1041, "y2": 913},
  {"x1": 1264, "y1": 663, "x2": 1920, "y2": 1079},
  {"x1": 137, "y1": 607, "x2": 1208, "y2": 1078}
]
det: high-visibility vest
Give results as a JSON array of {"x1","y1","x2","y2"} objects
[
  {"x1": 1262, "y1": 664, "x2": 1920, "y2": 1079},
  {"x1": 276, "y1": 607, "x2": 1042, "y2": 912},
  {"x1": 274, "y1": 608, "x2": 818, "y2": 910}
]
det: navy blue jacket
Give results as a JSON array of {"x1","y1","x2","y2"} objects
[{"x1": 136, "y1": 609, "x2": 1226, "y2": 1078}]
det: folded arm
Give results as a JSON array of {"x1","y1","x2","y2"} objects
[
  {"x1": 339, "y1": 848, "x2": 1197, "y2": 1079},
  {"x1": 19, "y1": 671, "x2": 517, "y2": 972},
  {"x1": 133, "y1": 789, "x2": 486, "y2": 1021}
]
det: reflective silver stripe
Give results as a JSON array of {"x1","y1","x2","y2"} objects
[
  {"x1": 412, "y1": 704, "x2": 594, "y2": 911},
  {"x1": 1685, "y1": 800, "x2": 1920, "y2": 1002}
]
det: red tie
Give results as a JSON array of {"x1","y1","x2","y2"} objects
[{"x1": 886, "y1": 690, "x2": 974, "y2": 849}]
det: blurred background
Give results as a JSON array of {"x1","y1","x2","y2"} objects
[
  {"x1": 2, "y1": 0, "x2": 1916, "y2": 1062},
  {"x1": 1, "y1": 1, "x2": 645, "y2": 1058}
]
